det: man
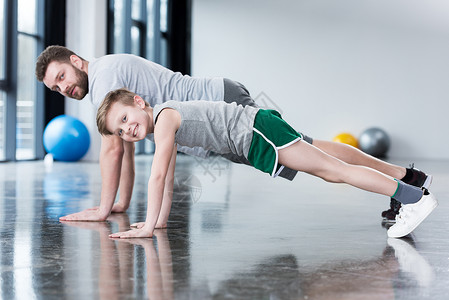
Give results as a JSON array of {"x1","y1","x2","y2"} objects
[{"x1": 35, "y1": 45, "x2": 431, "y2": 222}]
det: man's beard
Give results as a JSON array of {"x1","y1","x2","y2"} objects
[{"x1": 72, "y1": 67, "x2": 89, "y2": 100}]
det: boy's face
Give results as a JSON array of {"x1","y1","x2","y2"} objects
[
  {"x1": 43, "y1": 60, "x2": 88, "y2": 100},
  {"x1": 106, "y1": 97, "x2": 150, "y2": 142}
]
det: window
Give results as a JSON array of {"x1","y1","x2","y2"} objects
[
  {"x1": 111, "y1": 0, "x2": 155, "y2": 55},
  {"x1": 108, "y1": 0, "x2": 191, "y2": 154},
  {"x1": 108, "y1": 0, "x2": 168, "y2": 154},
  {"x1": 0, "y1": 0, "x2": 7, "y2": 160},
  {"x1": 0, "y1": 0, "x2": 45, "y2": 161},
  {"x1": 17, "y1": 0, "x2": 37, "y2": 159},
  {"x1": 0, "y1": 92, "x2": 4, "y2": 160}
]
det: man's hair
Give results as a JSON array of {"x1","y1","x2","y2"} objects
[
  {"x1": 96, "y1": 88, "x2": 149, "y2": 136},
  {"x1": 35, "y1": 45, "x2": 85, "y2": 82}
]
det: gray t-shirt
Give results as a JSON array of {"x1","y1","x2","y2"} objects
[
  {"x1": 153, "y1": 101, "x2": 259, "y2": 158},
  {"x1": 87, "y1": 53, "x2": 224, "y2": 157},
  {"x1": 87, "y1": 54, "x2": 224, "y2": 108}
]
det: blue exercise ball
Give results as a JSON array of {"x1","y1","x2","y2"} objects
[
  {"x1": 43, "y1": 115, "x2": 90, "y2": 162},
  {"x1": 359, "y1": 127, "x2": 390, "y2": 158}
]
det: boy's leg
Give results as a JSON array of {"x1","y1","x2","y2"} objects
[
  {"x1": 278, "y1": 141, "x2": 437, "y2": 238},
  {"x1": 384, "y1": 165, "x2": 433, "y2": 222},
  {"x1": 278, "y1": 141, "x2": 398, "y2": 196}
]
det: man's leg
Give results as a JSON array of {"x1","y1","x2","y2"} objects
[
  {"x1": 312, "y1": 139, "x2": 406, "y2": 178},
  {"x1": 312, "y1": 139, "x2": 432, "y2": 221}
]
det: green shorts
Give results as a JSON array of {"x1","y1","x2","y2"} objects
[{"x1": 247, "y1": 109, "x2": 302, "y2": 177}]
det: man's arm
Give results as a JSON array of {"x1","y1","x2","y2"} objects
[
  {"x1": 60, "y1": 135, "x2": 125, "y2": 221},
  {"x1": 113, "y1": 140, "x2": 135, "y2": 212}
]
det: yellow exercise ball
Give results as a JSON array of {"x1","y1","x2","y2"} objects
[{"x1": 333, "y1": 132, "x2": 359, "y2": 148}]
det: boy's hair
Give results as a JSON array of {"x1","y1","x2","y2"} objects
[
  {"x1": 35, "y1": 45, "x2": 85, "y2": 82},
  {"x1": 96, "y1": 88, "x2": 149, "y2": 136}
]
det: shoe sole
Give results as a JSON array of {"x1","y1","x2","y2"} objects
[
  {"x1": 382, "y1": 218, "x2": 396, "y2": 224},
  {"x1": 387, "y1": 197, "x2": 438, "y2": 238},
  {"x1": 422, "y1": 174, "x2": 433, "y2": 189}
]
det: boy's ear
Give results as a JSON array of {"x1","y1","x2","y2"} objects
[{"x1": 133, "y1": 95, "x2": 146, "y2": 108}]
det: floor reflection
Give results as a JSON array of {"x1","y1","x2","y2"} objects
[
  {"x1": 61, "y1": 216, "x2": 181, "y2": 299},
  {"x1": 209, "y1": 237, "x2": 434, "y2": 300},
  {"x1": 387, "y1": 235, "x2": 435, "y2": 288},
  {"x1": 118, "y1": 232, "x2": 174, "y2": 300},
  {"x1": 0, "y1": 157, "x2": 447, "y2": 299},
  {"x1": 59, "y1": 217, "x2": 435, "y2": 300},
  {"x1": 62, "y1": 216, "x2": 134, "y2": 300}
]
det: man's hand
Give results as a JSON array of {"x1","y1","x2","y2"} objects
[{"x1": 59, "y1": 208, "x2": 107, "y2": 222}]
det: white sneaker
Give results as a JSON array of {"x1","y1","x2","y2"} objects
[{"x1": 387, "y1": 189, "x2": 438, "y2": 238}]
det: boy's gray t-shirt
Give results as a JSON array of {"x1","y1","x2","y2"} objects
[
  {"x1": 152, "y1": 101, "x2": 259, "y2": 158},
  {"x1": 87, "y1": 53, "x2": 224, "y2": 157}
]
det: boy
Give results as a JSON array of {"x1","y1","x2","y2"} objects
[{"x1": 96, "y1": 88, "x2": 438, "y2": 239}]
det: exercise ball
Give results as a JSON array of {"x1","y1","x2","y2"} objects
[
  {"x1": 43, "y1": 115, "x2": 90, "y2": 162},
  {"x1": 359, "y1": 127, "x2": 390, "y2": 157},
  {"x1": 333, "y1": 132, "x2": 358, "y2": 148}
]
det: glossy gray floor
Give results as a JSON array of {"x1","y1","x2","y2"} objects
[{"x1": 0, "y1": 155, "x2": 448, "y2": 299}]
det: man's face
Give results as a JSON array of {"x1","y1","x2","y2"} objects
[
  {"x1": 106, "y1": 100, "x2": 150, "y2": 143},
  {"x1": 43, "y1": 60, "x2": 88, "y2": 100}
]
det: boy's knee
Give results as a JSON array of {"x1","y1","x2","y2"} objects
[
  {"x1": 320, "y1": 173, "x2": 343, "y2": 184},
  {"x1": 315, "y1": 165, "x2": 347, "y2": 184}
]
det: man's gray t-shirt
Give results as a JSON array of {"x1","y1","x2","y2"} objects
[
  {"x1": 87, "y1": 54, "x2": 224, "y2": 157},
  {"x1": 87, "y1": 54, "x2": 224, "y2": 108}
]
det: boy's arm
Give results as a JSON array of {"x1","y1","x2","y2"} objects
[
  {"x1": 110, "y1": 109, "x2": 180, "y2": 238},
  {"x1": 155, "y1": 144, "x2": 177, "y2": 228},
  {"x1": 130, "y1": 145, "x2": 176, "y2": 230}
]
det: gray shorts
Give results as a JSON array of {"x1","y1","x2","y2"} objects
[
  {"x1": 223, "y1": 78, "x2": 313, "y2": 144},
  {"x1": 221, "y1": 78, "x2": 314, "y2": 181}
]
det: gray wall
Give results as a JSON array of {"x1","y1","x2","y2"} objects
[{"x1": 192, "y1": 0, "x2": 449, "y2": 160}]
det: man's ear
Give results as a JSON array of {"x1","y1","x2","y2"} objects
[
  {"x1": 69, "y1": 55, "x2": 83, "y2": 70},
  {"x1": 134, "y1": 95, "x2": 146, "y2": 108}
]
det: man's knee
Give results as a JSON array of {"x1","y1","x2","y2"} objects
[{"x1": 301, "y1": 134, "x2": 313, "y2": 144}]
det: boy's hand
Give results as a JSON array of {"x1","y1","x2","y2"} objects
[
  {"x1": 109, "y1": 228, "x2": 153, "y2": 239},
  {"x1": 85, "y1": 203, "x2": 128, "y2": 213},
  {"x1": 111, "y1": 202, "x2": 128, "y2": 213},
  {"x1": 130, "y1": 222, "x2": 167, "y2": 229},
  {"x1": 59, "y1": 208, "x2": 107, "y2": 222}
]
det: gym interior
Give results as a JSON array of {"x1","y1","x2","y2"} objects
[{"x1": 1, "y1": 0, "x2": 449, "y2": 299}]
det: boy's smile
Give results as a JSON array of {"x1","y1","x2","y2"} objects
[{"x1": 106, "y1": 97, "x2": 153, "y2": 142}]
